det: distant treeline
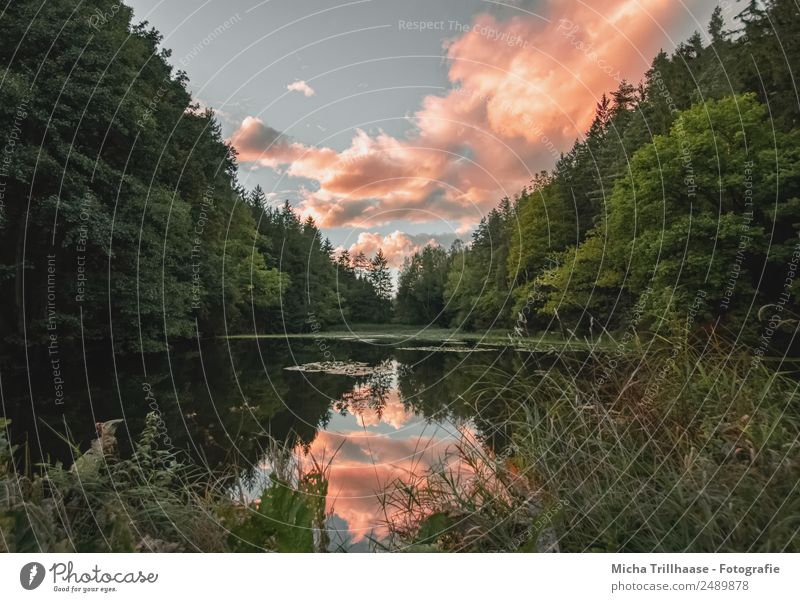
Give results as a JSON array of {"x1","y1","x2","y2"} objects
[
  {"x1": 0, "y1": 0, "x2": 389, "y2": 352},
  {"x1": 395, "y1": 1, "x2": 800, "y2": 344}
]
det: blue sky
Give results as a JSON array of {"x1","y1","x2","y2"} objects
[{"x1": 126, "y1": 0, "x2": 719, "y2": 264}]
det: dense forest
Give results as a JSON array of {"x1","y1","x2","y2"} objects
[
  {"x1": 3, "y1": 0, "x2": 798, "y2": 355},
  {"x1": 0, "y1": 0, "x2": 388, "y2": 353},
  {"x1": 395, "y1": 1, "x2": 800, "y2": 347}
]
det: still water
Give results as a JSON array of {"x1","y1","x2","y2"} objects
[{"x1": 2, "y1": 336, "x2": 537, "y2": 549}]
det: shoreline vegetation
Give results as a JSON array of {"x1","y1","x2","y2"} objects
[
  {"x1": 1, "y1": 0, "x2": 799, "y2": 552},
  {"x1": 0, "y1": 414, "x2": 334, "y2": 552}
]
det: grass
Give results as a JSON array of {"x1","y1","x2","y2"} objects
[
  {"x1": 377, "y1": 332, "x2": 800, "y2": 552},
  {"x1": 377, "y1": 436, "x2": 563, "y2": 552},
  {"x1": 0, "y1": 413, "x2": 230, "y2": 552}
]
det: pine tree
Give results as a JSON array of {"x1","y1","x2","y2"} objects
[
  {"x1": 369, "y1": 249, "x2": 392, "y2": 300},
  {"x1": 249, "y1": 185, "x2": 267, "y2": 209},
  {"x1": 353, "y1": 251, "x2": 370, "y2": 278},
  {"x1": 336, "y1": 249, "x2": 353, "y2": 273},
  {"x1": 708, "y1": 6, "x2": 726, "y2": 44}
]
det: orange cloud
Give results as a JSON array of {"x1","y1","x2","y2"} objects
[
  {"x1": 230, "y1": 0, "x2": 697, "y2": 229},
  {"x1": 228, "y1": 116, "x2": 287, "y2": 161},
  {"x1": 438, "y1": 0, "x2": 682, "y2": 146}
]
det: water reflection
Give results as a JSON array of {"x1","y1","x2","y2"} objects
[
  {"x1": 1, "y1": 338, "x2": 535, "y2": 549},
  {"x1": 289, "y1": 359, "x2": 468, "y2": 548}
]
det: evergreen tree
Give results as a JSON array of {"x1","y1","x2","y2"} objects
[{"x1": 369, "y1": 249, "x2": 393, "y2": 321}]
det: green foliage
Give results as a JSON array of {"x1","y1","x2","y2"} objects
[
  {"x1": 0, "y1": 1, "x2": 302, "y2": 348},
  {"x1": 0, "y1": 413, "x2": 229, "y2": 552},
  {"x1": 395, "y1": 2, "x2": 800, "y2": 346},
  {"x1": 247, "y1": 200, "x2": 391, "y2": 330},
  {"x1": 380, "y1": 438, "x2": 561, "y2": 552},
  {"x1": 368, "y1": 249, "x2": 393, "y2": 321},
  {"x1": 395, "y1": 244, "x2": 451, "y2": 325},
  {"x1": 1, "y1": 412, "x2": 334, "y2": 553},
  {"x1": 540, "y1": 94, "x2": 797, "y2": 334},
  {"x1": 445, "y1": 200, "x2": 515, "y2": 329},
  {"x1": 227, "y1": 473, "x2": 321, "y2": 553}
]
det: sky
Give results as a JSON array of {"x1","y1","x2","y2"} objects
[{"x1": 126, "y1": 0, "x2": 721, "y2": 268}]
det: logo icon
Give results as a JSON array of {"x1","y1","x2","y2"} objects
[{"x1": 20, "y1": 562, "x2": 45, "y2": 590}]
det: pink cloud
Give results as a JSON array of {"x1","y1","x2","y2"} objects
[
  {"x1": 228, "y1": 116, "x2": 288, "y2": 161},
  {"x1": 298, "y1": 428, "x2": 470, "y2": 542},
  {"x1": 342, "y1": 231, "x2": 439, "y2": 268},
  {"x1": 230, "y1": 0, "x2": 697, "y2": 229},
  {"x1": 287, "y1": 80, "x2": 316, "y2": 97}
]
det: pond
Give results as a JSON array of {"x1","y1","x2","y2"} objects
[{"x1": 1, "y1": 335, "x2": 543, "y2": 550}]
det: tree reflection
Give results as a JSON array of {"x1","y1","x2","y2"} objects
[{"x1": 333, "y1": 360, "x2": 394, "y2": 421}]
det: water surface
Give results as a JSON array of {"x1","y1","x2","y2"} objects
[{"x1": 2, "y1": 336, "x2": 538, "y2": 549}]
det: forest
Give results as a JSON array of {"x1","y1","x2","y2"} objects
[
  {"x1": 395, "y1": 2, "x2": 800, "y2": 347},
  {"x1": 0, "y1": 0, "x2": 389, "y2": 354}
]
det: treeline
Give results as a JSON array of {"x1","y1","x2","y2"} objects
[
  {"x1": 246, "y1": 188, "x2": 393, "y2": 329},
  {"x1": 0, "y1": 0, "x2": 387, "y2": 352},
  {"x1": 396, "y1": 1, "x2": 800, "y2": 342}
]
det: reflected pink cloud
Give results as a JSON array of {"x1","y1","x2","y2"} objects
[{"x1": 299, "y1": 427, "x2": 469, "y2": 542}]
